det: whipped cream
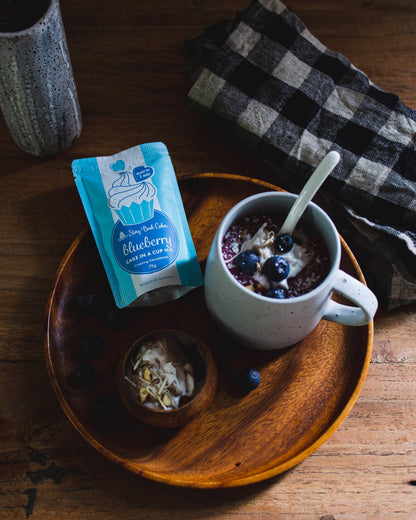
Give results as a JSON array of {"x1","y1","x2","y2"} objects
[
  {"x1": 240, "y1": 223, "x2": 274, "y2": 264},
  {"x1": 222, "y1": 213, "x2": 330, "y2": 298},
  {"x1": 241, "y1": 222, "x2": 313, "y2": 283}
]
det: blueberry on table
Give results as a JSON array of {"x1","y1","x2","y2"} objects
[
  {"x1": 80, "y1": 334, "x2": 105, "y2": 360},
  {"x1": 239, "y1": 368, "x2": 261, "y2": 391},
  {"x1": 275, "y1": 234, "x2": 293, "y2": 253},
  {"x1": 73, "y1": 363, "x2": 95, "y2": 387},
  {"x1": 235, "y1": 250, "x2": 260, "y2": 275},
  {"x1": 265, "y1": 287, "x2": 287, "y2": 299},
  {"x1": 263, "y1": 255, "x2": 290, "y2": 282}
]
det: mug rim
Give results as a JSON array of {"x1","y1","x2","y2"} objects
[
  {"x1": 0, "y1": 0, "x2": 54, "y2": 37},
  {"x1": 215, "y1": 191, "x2": 341, "y2": 304}
]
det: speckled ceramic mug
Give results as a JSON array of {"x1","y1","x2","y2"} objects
[
  {"x1": 0, "y1": 0, "x2": 82, "y2": 157},
  {"x1": 204, "y1": 192, "x2": 378, "y2": 350}
]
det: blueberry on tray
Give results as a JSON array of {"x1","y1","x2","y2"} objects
[
  {"x1": 105, "y1": 306, "x2": 127, "y2": 329},
  {"x1": 239, "y1": 368, "x2": 261, "y2": 392},
  {"x1": 76, "y1": 291, "x2": 97, "y2": 312},
  {"x1": 70, "y1": 362, "x2": 95, "y2": 388},
  {"x1": 80, "y1": 334, "x2": 105, "y2": 360},
  {"x1": 94, "y1": 394, "x2": 120, "y2": 418}
]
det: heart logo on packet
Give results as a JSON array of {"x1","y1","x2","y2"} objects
[
  {"x1": 133, "y1": 166, "x2": 154, "y2": 182},
  {"x1": 110, "y1": 160, "x2": 125, "y2": 171}
]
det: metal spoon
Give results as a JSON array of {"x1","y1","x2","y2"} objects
[{"x1": 278, "y1": 150, "x2": 340, "y2": 235}]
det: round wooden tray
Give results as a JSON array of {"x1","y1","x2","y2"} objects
[{"x1": 44, "y1": 173, "x2": 373, "y2": 488}]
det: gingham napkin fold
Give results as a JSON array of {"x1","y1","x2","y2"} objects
[{"x1": 185, "y1": 0, "x2": 416, "y2": 309}]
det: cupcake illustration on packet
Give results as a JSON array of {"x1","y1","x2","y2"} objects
[{"x1": 108, "y1": 160, "x2": 157, "y2": 225}]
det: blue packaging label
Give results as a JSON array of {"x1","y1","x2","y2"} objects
[
  {"x1": 112, "y1": 211, "x2": 179, "y2": 274},
  {"x1": 72, "y1": 142, "x2": 203, "y2": 308}
]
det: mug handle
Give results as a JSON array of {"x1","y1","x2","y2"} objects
[{"x1": 322, "y1": 270, "x2": 378, "y2": 326}]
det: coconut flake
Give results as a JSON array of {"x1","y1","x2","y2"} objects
[{"x1": 127, "y1": 336, "x2": 195, "y2": 410}]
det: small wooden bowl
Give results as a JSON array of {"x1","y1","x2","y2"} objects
[{"x1": 117, "y1": 330, "x2": 218, "y2": 428}]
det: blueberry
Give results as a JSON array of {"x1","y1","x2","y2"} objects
[
  {"x1": 235, "y1": 250, "x2": 260, "y2": 275},
  {"x1": 94, "y1": 394, "x2": 119, "y2": 418},
  {"x1": 265, "y1": 287, "x2": 287, "y2": 299},
  {"x1": 73, "y1": 363, "x2": 94, "y2": 387},
  {"x1": 263, "y1": 255, "x2": 290, "y2": 282},
  {"x1": 105, "y1": 307, "x2": 126, "y2": 328},
  {"x1": 275, "y1": 234, "x2": 293, "y2": 253},
  {"x1": 239, "y1": 368, "x2": 261, "y2": 391},
  {"x1": 80, "y1": 334, "x2": 105, "y2": 360},
  {"x1": 77, "y1": 292, "x2": 97, "y2": 311}
]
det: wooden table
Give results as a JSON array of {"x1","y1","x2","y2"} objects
[{"x1": 1, "y1": 0, "x2": 415, "y2": 517}]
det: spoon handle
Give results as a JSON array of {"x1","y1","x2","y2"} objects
[{"x1": 278, "y1": 151, "x2": 340, "y2": 236}]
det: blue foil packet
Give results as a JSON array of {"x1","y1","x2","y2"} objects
[{"x1": 72, "y1": 142, "x2": 203, "y2": 307}]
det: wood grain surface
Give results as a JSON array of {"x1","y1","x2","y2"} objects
[{"x1": 1, "y1": 0, "x2": 416, "y2": 518}]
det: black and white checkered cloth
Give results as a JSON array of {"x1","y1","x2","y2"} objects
[{"x1": 184, "y1": 0, "x2": 416, "y2": 310}]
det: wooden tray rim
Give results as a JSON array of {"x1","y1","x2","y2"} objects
[{"x1": 44, "y1": 172, "x2": 374, "y2": 488}]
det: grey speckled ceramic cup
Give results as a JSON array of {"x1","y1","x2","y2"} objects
[
  {"x1": 0, "y1": 0, "x2": 82, "y2": 157},
  {"x1": 204, "y1": 192, "x2": 378, "y2": 350}
]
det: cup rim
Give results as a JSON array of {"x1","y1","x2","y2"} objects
[
  {"x1": 215, "y1": 191, "x2": 341, "y2": 304},
  {"x1": 0, "y1": 0, "x2": 54, "y2": 37}
]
